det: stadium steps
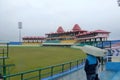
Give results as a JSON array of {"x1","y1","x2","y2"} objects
[
  {"x1": 22, "y1": 42, "x2": 41, "y2": 45},
  {"x1": 44, "y1": 40, "x2": 60, "y2": 43},
  {"x1": 61, "y1": 40, "x2": 77, "y2": 44}
]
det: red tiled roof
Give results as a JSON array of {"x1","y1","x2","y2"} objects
[
  {"x1": 72, "y1": 24, "x2": 81, "y2": 31},
  {"x1": 91, "y1": 30, "x2": 110, "y2": 33},
  {"x1": 23, "y1": 36, "x2": 45, "y2": 39},
  {"x1": 76, "y1": 31, "x2": 90, "y2": 36},
  {"x1": 57, "y1": 26, "x2": 64, "y2": 33}
]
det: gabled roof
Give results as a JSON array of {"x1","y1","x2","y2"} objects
[
  {"x1": 92, "y1": 30, "x2": 110, "y2": 33},
  {"x1": 23, "y1": 36, "x2": 45, "y2": 39},
  {"x1": 57, "y1": 26, "x2": 64, "y2": 33},
  {"x1": 72, "y1": 24, "x2": 81, "y2": 31}
]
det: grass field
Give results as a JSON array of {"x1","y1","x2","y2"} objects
[{"x1": 1, "y1": 46, "x2": 86, "y2": 78}]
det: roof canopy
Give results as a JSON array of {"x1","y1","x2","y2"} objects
[
  {"x1": 72, "y1": 24, "x2": 81, "y2": 31},
  {"x1": 91, "y1": 30, "x2": 110, "y2": 33},
  {"x1": 23, "y1": 36, "x2": 45, "y2": 39},
  {"x1": 57, "y1": 26, "x2": 64, "y2": 33}
]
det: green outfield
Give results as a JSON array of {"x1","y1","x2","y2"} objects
[{"x1": 5, "y1": 46, "x2": 86, "y2": 74}]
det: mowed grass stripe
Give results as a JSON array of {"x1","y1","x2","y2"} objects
[{"x1": 6, "y1": 46, "x2": 86, "y2": 74}]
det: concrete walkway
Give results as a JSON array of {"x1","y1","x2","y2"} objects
[
  {"x1": 100, "y1": 70, "x2": 120, "y2": 80},
  {"x1": 56, "y1": 68, "x2": 87, "y2": 80},
  {"x1": 55, "y1": 68, "x2": 120, "y2": 80}
]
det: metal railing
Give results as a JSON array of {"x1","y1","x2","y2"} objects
[{"x1": 3, "y1": 59, "x2": 85, "y2": 80}]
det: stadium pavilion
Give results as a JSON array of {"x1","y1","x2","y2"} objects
[
  {"x1": 22, "y1": 24, "x2": 110, "y2": 46},
  {"x1": 44, "y1": 24, "x2": 110, "y2": 44}
]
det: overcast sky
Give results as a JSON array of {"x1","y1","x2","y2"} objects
[{"x1": 0, "y1": 0, "x2": 120, "y2": 41}]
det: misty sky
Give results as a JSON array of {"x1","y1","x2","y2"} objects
[{"x1": 0, "y1": 0, "x2": 120, "y2": 41}]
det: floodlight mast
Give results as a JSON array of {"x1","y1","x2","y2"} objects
[{"x1": 18, "y1": 22, "x2": 22, "y2": 42}]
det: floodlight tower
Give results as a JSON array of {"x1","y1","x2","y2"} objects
[{"x1": 18, "y1": 22, "x2": 22, "y2": 42}]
